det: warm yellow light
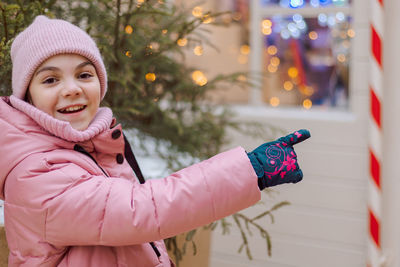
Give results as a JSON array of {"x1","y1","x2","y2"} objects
[
  {"x1": 177, "y1": 38, "x2": 188, "y2": 46},
  {"x1": 270, "y1": 56, "x2": 280, "y2": 66},
  {"x1": 125, "y1": 25, "x2": 133, "y2": 34},
  {"x1": 262, "y1": 28, "x2": 272, "y2": 35},
  {"x1": 125, "y1": 51, "x2": 132, "y2": 58},
  {"x1": 192, "y1": 70, "x2": 204, "y2": 81},
  {"x1": 150, "y1": 42, "x2": 160, "y2": 51},
  {"x1": 303, "y1": 86, "x2": 314, "y2": 96},
  {"x1": 162, "y1": 29, "x2": 168, "y2": 34},
  {"x1": 262, "y1": 19, "x2": 272, "y2": 28},
  {"x1": 303, "y1": 99, "x2": 312, "y2": 109},
  {"x1": 309, "y1": 31, "x2": 318, "y2": 40},
  {"x1": 288, "y1": 67, "x2": 298, "y2": 78},
  {"x1": 138, "y1": 0, "x2": 144, "y2": 2},
  {"x1": 238, "y1": 54, "x2": 248, "y2": 64},
  {"x1": 267, "y1": 64, "x2": 277, "y2": 73},
  {"x1": 270, "y1": 97, "x2": 280, "y2": 107},
  {"x1": 192, "y1": 6, "x2": 203, "y2": 17},
  {"x1": 283, "y1": 81, "x2": 293, "y2": 91},
  {"x1": 237, "y1": 74, "x2": 247, "y2": 82},
  {"x1": 192, "y1": 70, "x2": 208, "y2": 86},
  {"x1": 145, "y1": 73, "x2": 156, "y2": 82},
  {"x1": 347, "y1": 28, "x2": 355, "y2": 38},
  {"x1": 199, "y1": 77, "x2": 208, "y2": 86},
  {"x1": 337, "y1": 54, "x2": 346, "y2": 62},
  {"x1": 194, "y1": 45, "x2": 203, "y2": 56},
  {"x1": 202, "y1": 14, "x2": 214, "y2": 24},
  {"x1": 240, "y1": 45, "x2": 250, "y2": 55},
  {"x1": 267, "y1": 45, "x2": 277, "y2": 55}
]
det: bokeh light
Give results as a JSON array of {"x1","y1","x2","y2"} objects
[
  {"x1": 145, "y1": 73, "x2": 156, "y2": 82},
  {"x1": 267, "y1": 64, "x2": 278, "y2": 73},
  {"x1": 125, "y1": 51, "x2": 132, "y2": 58},
  {"x1": 192, "y1": 70, "x2": 208, "y2": 86},
  {"x1": 270, "y1": 97, "x2": 280, "y2": 107},
  {"x1": 240, "y1": 45, "x2": 250, "y2": 55},
  {"x1": 237, "y1": 74, "x2": 247, "y2": 82},
  {"x1": 288, "y1": 67, "x2": 299, "y2": 78},
  {"x1": 337, "y1": 54, "x2": 346, "y2": 62},
  {"x1": 267, "y1": 45, "x2": 278, "y2": 55},
  {"x1": 262, "y1": 28, "x2": 272, "y2": 35},
  {"x1": 194, "y1": 45, "x2": 203, "y2": 56},
  {"x1": 284, "y1": 81, "x2": 294, "y2": 91},
  {"x1": 177, "y1": 38, "x2": 188, "y2": 46},
  {"x1": 202, "y1": 14, "x2": 214, "y2": 24},
  {"x1": 192, "y1": 6, "x2": 203, "y2": 17},
  {"x1": 125, "y1": 25, "x2": 133, "y2": 34},
  {"x1": 270, "y1": 56, "x2": 280, "y2": 67},
  {"x1": 347, "y1": 29, "x2": 355, "y2": 38},
  {"x1": 309, "y1": 31, "x2": 318, "y2": 40},
  {"x1": 303, "y1": 99, "x2": 312, "y2": 109},
  {"x1": 262, "y1": 19, "x2": 272, "y2": 28}
]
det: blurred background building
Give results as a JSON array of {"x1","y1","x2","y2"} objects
[{"x1": 174, "y1": 0, "x2": 399, "y2": 267}]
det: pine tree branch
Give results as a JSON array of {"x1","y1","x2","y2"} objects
[
  {"x1": 232, "y1": 213, "x2": 253, "y2": 260},
  {"x1": 0, "y1": 3, "x2": 8, "y2": 41},
  {"x1": 113, "y1": 0, "x2": 121, "y2": 62},
  {"x1": 250, "y1": 201, "x2": 290, "y2": 223}
]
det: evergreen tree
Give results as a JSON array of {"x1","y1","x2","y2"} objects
[{"x1": 1, "y1": 0, "x2": 248, "y2": 166}]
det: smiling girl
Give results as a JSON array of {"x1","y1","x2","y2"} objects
[
  {"x1": 0, "y1": 16, "x2": 309, "y2": 266},
  {"x1": 27, "y1": 54, "x2": 101, "y2": 131}
]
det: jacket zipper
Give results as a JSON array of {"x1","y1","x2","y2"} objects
[
  {"x1": 73, "y1": 145, "x2": 109, "y2": 177},
  {"x1": 73, "y1": 144, "x2": 161, "y2": 258}
]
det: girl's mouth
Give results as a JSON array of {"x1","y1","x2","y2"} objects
[{"x1": 57, "y1": 105, "x2": 87, "y2": 114}]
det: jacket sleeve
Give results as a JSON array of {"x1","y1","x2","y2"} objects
[{"x1": 6, "y1": 147, "x2": 260, "y2": 247}]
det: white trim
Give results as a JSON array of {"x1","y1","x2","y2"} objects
[
  {"x1": 231, "y1": 104, "x2": 355, "y2": 122},
  {"x1": 257, "y1": 5, "x2": 351, "y2": 18}
]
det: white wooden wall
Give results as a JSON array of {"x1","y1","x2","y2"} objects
[{"x1": 209, "y1": 0, "x2": 371, "y2": 266}]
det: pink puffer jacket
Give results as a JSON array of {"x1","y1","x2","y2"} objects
[{"x1": 0, "y1": 96, "x2": 261, "y2": 266}]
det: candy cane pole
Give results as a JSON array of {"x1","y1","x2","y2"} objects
[{"x1": 368, "y1": 0, "x2": 383, "y2": 266}]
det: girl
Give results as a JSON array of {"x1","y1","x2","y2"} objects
[{"x1": 0, "y1": 15, "x2": 310, "y2": 266}]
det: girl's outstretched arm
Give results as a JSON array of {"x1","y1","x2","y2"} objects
[{"x1": 5, "y1": 147, "x2": 260, "y2": 247}]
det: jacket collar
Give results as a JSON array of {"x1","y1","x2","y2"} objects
[{"x1": 9, "y1": 95, "x2": 113, "y2": 143}]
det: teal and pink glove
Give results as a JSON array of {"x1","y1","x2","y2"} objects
[{"x1": 247, "y1": 129, "x2": 311, "y2": 190}]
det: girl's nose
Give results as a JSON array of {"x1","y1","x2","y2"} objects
[{"x1": 62, "y1": 80, "x2": 83, "y2": 97}]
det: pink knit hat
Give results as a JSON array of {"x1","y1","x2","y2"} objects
[{"x1": 11, "y1": 15, "x2": 107, "y2": 100}]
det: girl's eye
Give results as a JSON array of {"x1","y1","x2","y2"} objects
[
  {"x1": 79, "y1": 72, "x2": 93, "y2": 79},
  {"x1": 43, "y1": 77, "x2": 57, "y2": 84}
]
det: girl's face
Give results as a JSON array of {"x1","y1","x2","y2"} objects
[{"x1": 28, "y1": 54, "x2": 101, "y2": 131}]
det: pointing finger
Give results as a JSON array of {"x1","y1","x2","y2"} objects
[{"x1": 278, "y1": 129, "x2": 311, "y2": 146}]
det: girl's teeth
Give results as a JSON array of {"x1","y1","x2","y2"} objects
[
  {"x1": 66, "y1": 106, "x2": 82, "y2": 112},
  {"x1": 60, "y1": 105, "x2": 85, "y2": 113}
]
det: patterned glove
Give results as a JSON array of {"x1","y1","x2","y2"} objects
[{"x1": 247, "y1": 129, "x2": 311, "y2": 190}]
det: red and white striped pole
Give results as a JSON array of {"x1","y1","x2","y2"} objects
[{"x1": 368, "y1": 0, "x2": 384, "y2": 266}]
